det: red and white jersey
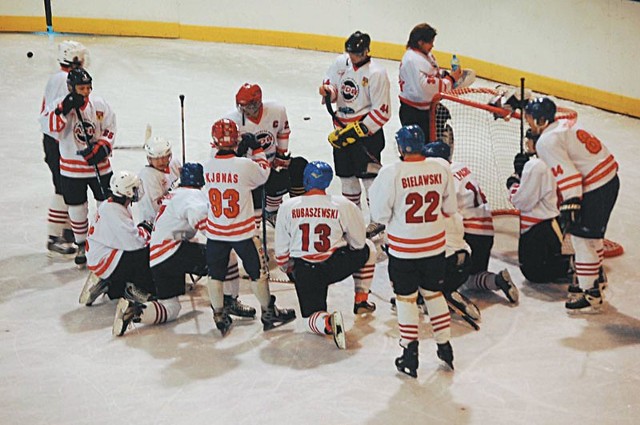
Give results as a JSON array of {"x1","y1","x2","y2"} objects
[
  {"x1": 535, "y1": 119, "x2": 618, "y2": 201},
  {"x1": 203, "y1": 150, "x2": 270, "y2": 241},
  {"x1": 509, "y1": 158, "x2": 559, "y2": 234},
  {"x1": 40, "y1": 94, "x2": 116, "y2": 178},
  {"x1": 322, "y1": 53, "x2": 391, "y2": 134},
  {"x1": 445, "y1": 212, "x2": 471, "y2": 257},
  {"x1": 40, "y1": 68, "x2": 70, "y2": 138},
  {"x1": 137, "y1": 158, "x2": 181, "y2": 224},
  {"x1": 149, "y1": 187, "x2": 208, "y2": 267},
  {"x1": 86, "y1": 199, "x2": 150, "y2": 279},
  {"x1": 274, "y1": 191, "x2": 366, "y2": 266},
  {"x1": 370, "y1": 157, "x2": 457, "y2": 259},
  {"x1": 450, "y1": 161, "x2": 494, "y2": 236},
  {"x1": 224, "y1": 101, "x2": 291, "y2": 163},
  {"x1": 398, "y1": 48, "x2": 454, "y2": 110}
]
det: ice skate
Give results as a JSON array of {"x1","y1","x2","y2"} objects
[
  {"x1": 395, "y1": 340, "x2": 419, "y2": 378},
  {"x1": 62, "y1": 228, "x2": 75, "y2": 244},
  {"x1": 353, "y1": 293, "x2": 376, "y2": 315},
  {"x1": 495, "y1": 269, "x2": 519, "y2": 304},
  {"x1": 212, "y1": 308, "x2": 233, "y2": 337},
  {"x1": 124, "y1": 282, "x2": 153, "y2": 303},
  {"x1": 565, "y1": 286, "x2": 604, "y2": 314},
  {"x1": 47, "y1": 236, "x2": 76, "y2": 257},
  {"x1": 112, "y1": 298, "x2": 145, "y2": 336},
  {"x1": 264, "y1": 210, "x2": 278, "y2": 228},
  {"x1": 437, "y1": 341, "x2": 454, "y2": 370},
  {"x1": 365, "y1": 222, "x2": 386, "y2": 239},
  {"x1": 330, "y1": 311, "x2": 347, "y2": 350},
  {"x1": 444, "y1": 291, "x2": 480, "y2": 331},
  {"x1": 74, "y1": 242, "x2": 87, "y2": 269},
  {"x1": 260, "y1": 295, "x2": 296, "y2": 331},
  {"x1": 79, "y1": 272, "x2": 109, "y2": 306},
  {"x1": 567, "y1": 284, "x2": 583, "y2": 303},
  {"x1": 224, "y1": 295, "x2": 256, "y2": 319}
]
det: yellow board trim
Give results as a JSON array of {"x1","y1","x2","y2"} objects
[{"x1": 1, "y1": 15, "x2": 638, "y2": 117}]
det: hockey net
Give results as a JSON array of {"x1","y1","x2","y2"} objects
[{"x1": 429, "y1": 86, "x2": 623, "y2": 258}]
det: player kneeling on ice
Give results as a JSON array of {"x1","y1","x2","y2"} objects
[
  {"x1": 204, "y1": 119, "x2": 296, "y2": 337},
  {"x1": 369, "y1": 126, "x2": 457, "y2": 376},
  {"x1": 113, "y1": 163, "x2": 255, "y2": 336},
  {"x1": 274, "y1": 161, "x2": 377, "y2": 350},
  {"x1": 81, "y1": 171, "x2": 156, "y2": 307}
]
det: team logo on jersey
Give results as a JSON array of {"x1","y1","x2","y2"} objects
[
  {"x1": 256, "y1": 131, "x2": 275, "y2": 152},
  {"x1": 341, "y1": 78, "x2": 359, "y2": 102},
  {"x1": 96, "y1": 111, "x2": 104, "y2": 121},
  {"x1": 73, "y1": 120, "x2": 96, "y2": 144}
]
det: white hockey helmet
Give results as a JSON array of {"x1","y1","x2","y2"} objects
[
  {"x1": 58, "y1": 40, "x2": 89, "y2": 67},
  {"x1": 144, "y1": 137, "x2": 172, "y2": 159},
  {"x1": 110, "y1": 171, "x2": 144, "y2": 202}
]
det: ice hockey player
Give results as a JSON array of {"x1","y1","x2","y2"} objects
[
  {"x1": 506, "y1": 133, "x2": 575, "y2": 284},
  {"x1": 40, "y1": 40, "x2": 89, "y2": 257},
  {"x1": 113, "y1": 163, "x2": 255, "y2": 336},
  {"x1": 137, "y1": 132, "x2": 181, "y2": 225},
  {"x1": 274, "y1": 161, "x2": 377, "y2": 350},
  {"x1": 80, "y1": 171, "x2": 155, "y2": 307},
  {"x1": 204, "y1": 119, "x2": 296, "y2": 336},
  {"x1": 40, "y1": 67, "x2": 116, "y2": 269},
  {"x1": 319, "y1": 31, "x2": 391, "y2": 239},
  {"x1": 524, "y1": 97, "x2": 619, "y2": 313},
  {"x1": 369, "y1": 125, "x2": 457, "y2": 376},
  {"x1": 224, "y1": 83, "x2": 307, "y2": 229}
]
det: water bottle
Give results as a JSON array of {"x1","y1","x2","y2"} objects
[{"x1": 451, "y1": 54, "x2": 460, "y2": 72}]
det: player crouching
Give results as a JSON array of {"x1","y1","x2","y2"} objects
[{"x1": 274, "y1": 161, "x2": 377, "y2": 350}]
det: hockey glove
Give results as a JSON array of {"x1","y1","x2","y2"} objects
[
  {"x1": 506, "y1": 173, "x2": 520, "y2": 189},
  {"x1": 559, "y1": 197, "x2": 581, "y2": 233},
  {"x1": 273, "y1": 150, "x2": 291, "y2": 169},
  {"x1": 56, "y1": 93, "x2": 85, "y2": 116},
  {"x1": 77, "y1": 140, "x2": 111, "y2": 165},
  {"x1": 236, "y1": 133, "x2": 262, "y2": 157},
  {"x1": 137, "y1": 221, "x2": 153, "y2": 234},
  {"x1": 328, "y1": 121, "x2": 368, "y2": 149},
  {"x1": 513, "y1": 153, "x2": 530, "y2": 177}
]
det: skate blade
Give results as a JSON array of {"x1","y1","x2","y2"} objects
[
  {"x1": 79, "y1": 273, "x2": 99, "y2": 305},
  {"x1": 566, "y1": 305, "x2": 604, "y2": 315},
  {"x1": 331, "y1": 311, "x2": 347, "y2": 350},
  {"x1": 112, "y1": 298, "x2": 129, "y2": 336},
  {"x1": 262, "y1": 315, "x2": 296, "y2": 331},
  {"x1": 396, "y1": 366, "x2": 417, "y2": 378}
]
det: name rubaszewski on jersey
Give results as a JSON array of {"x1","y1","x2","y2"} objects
[
  {"x1": 401, "y1": 173, "x2": 443, "y2": 189},
  {"x1": 291, "y1": 207, "x2": 339, "y2": 219}
]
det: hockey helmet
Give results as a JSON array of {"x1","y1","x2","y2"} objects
[
  {"x1": 110, "y1": 170, "x2": 144, "y2": 202},
  {"x1": 303, "y1": 161, "x2": 333, "y2": 191},
  {"x1": 144, "y1": 136, "x2": 172, "y2": 159},
  {"x1": 180, "y1": 162, "x2": 205, "y2": 188},
  {"x1": 211, "y1": 118, "x2": 240, "y2": 149},
  {"x1": 345, "y1": 31, "x2": 370, "y2": 54},
  {"x1": 524, "y1": 97, "x2": 556, "y2": 124},
  {"x1": 395, "y1": 125, "x2": 425, "y2": 155},
  {"x1": 58, "y1": 40, "x2": 88, "y2": 67},
  {"x1": 423, "y1": 140, "x2": 451, "y2": 161},
  {"x1": 236, "y1": 83, "x2": 263, "y2": 117},
  {"x1": 67, "y1": 67, "x2": 92, "y2": 92}
]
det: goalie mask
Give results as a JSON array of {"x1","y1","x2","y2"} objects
[
  {"x1": 110, "y1": 171, "x2": 144, "y2": 202},
  {"x1": 58, "y1": 40, "x2": 89, "y2": 67},
  {"x1": 211, "y1": 118, "x2": 240, "y2": 149},
  {"x1": 236, "y1": 83, "x2": 263, "y2": 118}
]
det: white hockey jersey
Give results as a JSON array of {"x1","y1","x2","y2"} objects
[
  {"x1": 137, "y1": 158, "x2": 181, "y2": 224},
  {"x1": 535, "y1": 119, "x2": 618, "y2": 201},
  {"x1": 86, "y1": 199, "x2": 150, "y2": 279},
  {"x1": 224, "y1": 101, "x2": 291, "y2": 163},
  {"x1": 40, "y1": 68, "x2": 69, "y2": 138},
  {"x1": 275, "y1": 191, "x2": 366, "y2": 267},
  {"x1": 370, "y1": 157, "x2": 458, "y2": 259},
  {"x1": 203, "y1": 150, "x2": 270, "y2": 241},
  {"x1": 445, "y1": 212, "x2": 471, "y2": 257},
  {"x1": 398, "y1": 48, "x2": 454, "y2": 110},
  {"x1": 322, "y1": 53, "x2": 391, "y2": 134},
  {"x1": 40, "y1": 94, "x2": 116, "y2": 178},
  {"x1": 450, "y1": 161, "x2": 494, "y2": 236},
  {"x1": 509, "y1": 158, "x2": 560, "y2": 234},
  {"x1": 149, "y1": 187, "x2": 208, "y2": 267}
]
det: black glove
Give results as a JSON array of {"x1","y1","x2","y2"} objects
[
  {"x1": 273, "y1": 150, "x2": 291, "y2": 169},
  {"x1": 55, "y1": 93, "x2": 85, "y2": 116},
  {"x1": 77, "y1": 140, "x2": 111, "y2": 165},
  {"x1": 137, "y1": 221, "x2": 153, "y2": 234},
  {"x1": 513, "y1": 153, "x2": 530, "y2": 177},
  {"x1": 506, "y1": 173, "x2": 520, "y2": 189},
  {"x1": 236, "y1": 133, "x2": 262, "y2": 157},
  {"x1": 559, "y1": 197, "x2": 581, "y2": 233}
]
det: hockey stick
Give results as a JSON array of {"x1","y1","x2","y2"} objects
[
  {"x1": 519, "y1": 78, "x2": 525, "y2": 154},
  {"x1": 113, "y1": 145, "x2": 144, "y2": 150},
  {"x1": 74, "y1": 107, "x2": 106, "y2": 198},
  {"x1": 443, "y1": 292, "x2": 480, "y2": 331},
  {"x1": 179, "y1": 94, "x2": 186, "y2": 164}
]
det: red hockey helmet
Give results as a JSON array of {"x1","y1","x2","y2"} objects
[
  {"x1": 211, "y1": 118, "x2": 239, "y2": 149},
  {"x1": 235, "y1": 83, "x2": 263, "y2": 117}
]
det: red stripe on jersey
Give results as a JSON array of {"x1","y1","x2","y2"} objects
[
  {"x1": 388, "y1": 239, "x2": 446, "y2": 254},
  {"x1": 399, "y1": 96, "x2": 430, "y2": 108},
  {"x1": 150, "y1": 239, "x2": 180, "y2": 261},
  {"x1": 88, "y1": 248, "x2": 118, "y2": 277},
  {"x1": 583, "y1": 155, "x2": 618, "y2": 186},
  {"x1": 387, "y1": 230, "x2": 445, "y2": 245}
]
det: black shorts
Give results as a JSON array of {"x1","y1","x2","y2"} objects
[
  {"x1": 464, "y1": 233, "x2": 494, "y2": 275},
  {"x1": 333, "y1": 130, "x2": 384, "y2": 179},
  {"x1": 207, "y1": 238, "x2": 261, "y2": 281},
  {"x1": 519, "y1": 219, "x2": 571, "y2": 283},
  {"x1": 152, "y1": 241, "x2": 207, "y2": 299},
  {"x1": 570, "y1": 175, "x2": 619, "y2": 239},
  {"x1": 106, "y1": 247, "x2": 155, "y2": 300},
  {"x1": 443, "y1": 250, "x2": 471, "y2": 293},
  {"x1": 291, "y1": 244, "x2": 369, "y2": 317},
  {"x1": 399, "y1": 102, "x2": 430, "y2": 141},
  {"x1": 43, "y1": 134, "x2": 63, "y2": 194},
  {"x1": 61, "y1": 172, "x2": 112, "y2": 205},
  {"x1": 388, "y1": 253, "x2": 446, "y2": 295}
]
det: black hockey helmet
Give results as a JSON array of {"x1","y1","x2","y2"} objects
[
  {"x1": 67, "y1": 67, "x2": 92, "y2": 91},
  {"x1": 525, "y1": 97, "x2": 556, "y2": 124},
  {"x1": 345, "y1": 31, "x2": 370, "y2": 54}
]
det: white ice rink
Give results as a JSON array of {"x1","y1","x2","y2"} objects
[{"x1": 1, "y1": 33, "x2": 639, "y2": 425}]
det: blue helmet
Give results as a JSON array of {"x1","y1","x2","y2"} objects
[
  {"x1": 524, "y1": 97, "x2": 556, "y2": 123},
  {"x1": 180, "y1": 162, "x2": 204, "y2": 188},
  {"x1": 423, "y1": 140, "x2": 451, "y2": 161},
  {"x1": 303, "y1": 161, "x2": 333, "y2": 191},
  {"x1": 395, "y1": 125, "x2": 425, "y2": 155}
]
